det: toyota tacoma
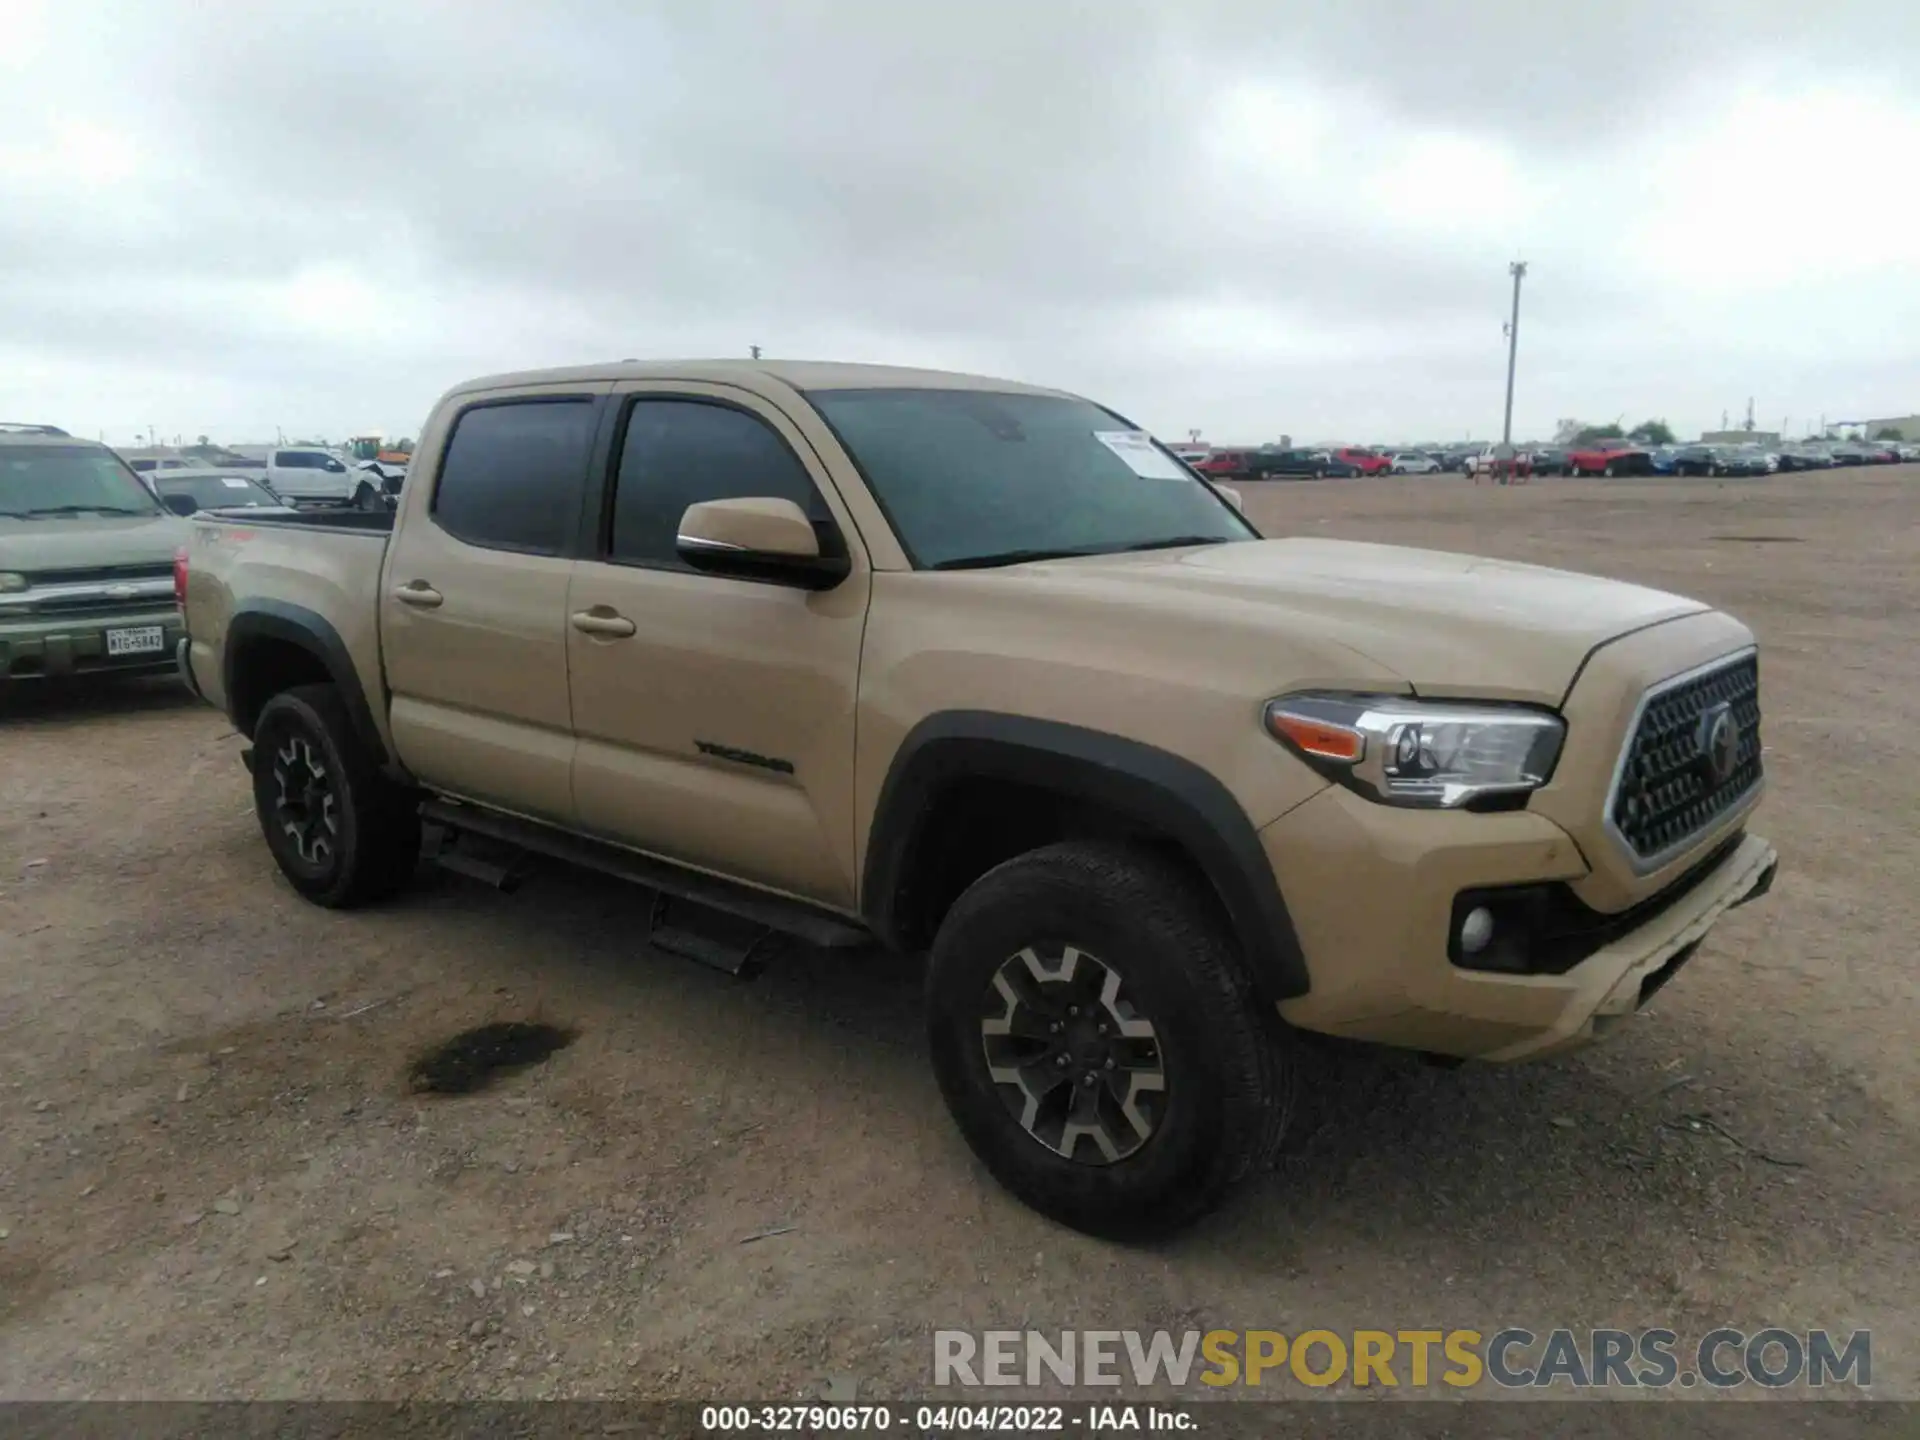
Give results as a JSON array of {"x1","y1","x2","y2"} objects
[{"x1": 177, "y1": 361, "x2": 1777, "y2": 1237}]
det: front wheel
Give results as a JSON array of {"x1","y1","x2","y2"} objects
[
  {"x1": 925, "y1": 842, "x2": 1294, "y2": 1240},
  {"x1": 251, "y1": 684, "x2": 421, "y2": 907}
]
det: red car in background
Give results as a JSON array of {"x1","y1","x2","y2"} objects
[
  {"x1": 1567, "y1": 441, "x2": 1654, "y2": 477},
  {"x1": 1195, "y1": 449, "x2": 1259, "y2": 479},
  {"x1": 1332, "y1": 446, "x2": 1392, "y2": 475}
]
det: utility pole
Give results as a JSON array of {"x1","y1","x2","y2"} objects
[
  {"x1": 749, "y1": 345, "x2": 762, "y2": 360},
  {"x1": 1500, "y1": 261, "x2": 1527, "y2": 461}
]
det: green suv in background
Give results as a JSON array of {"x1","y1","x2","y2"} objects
[{"x1": 0, "y1": 425, "x2": 190, "y2": 682}]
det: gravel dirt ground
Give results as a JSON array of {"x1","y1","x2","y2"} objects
[{"x1": 1, "y1": 468, "x2": 1915, "y2": 1405}]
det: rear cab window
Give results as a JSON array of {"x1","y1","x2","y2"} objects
[{"x1": 429, "y1": 398, "x2": 599, "y2": 555}]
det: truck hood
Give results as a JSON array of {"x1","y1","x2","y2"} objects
[
  {"x1": 1019, "y1": 537, "x2": 1711, "y2": 703},
  {"x1": 0, "y1": 512, "x2": 192, "y2": 574}
]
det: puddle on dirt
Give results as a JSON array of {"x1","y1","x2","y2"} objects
[
  {"x1": 1709, "y1": 534, "x2": 1804, "y2": 543},
  {"x1": 408, "y1": 1021, "x2": 576, "y2": 1094}
]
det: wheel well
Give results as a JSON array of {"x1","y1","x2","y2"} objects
[
  {"x1": 228, "y1": 636, "x2": 332, "y2": 738},
  {"x1": 887, "y1": 775, "x2": 1223, "y2": 954}
]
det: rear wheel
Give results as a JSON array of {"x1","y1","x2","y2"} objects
[
  {"x1": 1603, "y1": 462, "x2": 1617, "y2": 477},
  {"x1": 251, "y1": 684, "x2": 420, "y2": 907},
  {"x1": 925, "y1": 842, "x2": 1295, "y2": 1239}
]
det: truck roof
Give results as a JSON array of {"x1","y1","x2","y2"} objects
[
  {"x1": 444, "y1": 359, "x2": 1074, "y2": 400},
  {"x1": 0, "y1": 431, "x2": 105, "y2": 450}
]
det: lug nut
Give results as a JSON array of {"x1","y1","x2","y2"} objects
[
  {"x1": 1057, "y1": 1055, "x2": 1069, "y2": 1068},
  {"x1": 1069, "y1": 1006, "x2": 1079, "y2": 1016},
  {"x1": 1096, "y1": 1022, "x2": 1108, "y2": 1035},
  {"x1": 1104, "y1": 1057, "x2": 1115, "y2": 1069},
  {"x1": 1082, "y1": 1074, "x2": 1097, "y2": 1086}
]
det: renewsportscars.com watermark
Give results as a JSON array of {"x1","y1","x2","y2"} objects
[{"x1": 934, "y1": 1328, "x2": 1872, "y2": 1392}]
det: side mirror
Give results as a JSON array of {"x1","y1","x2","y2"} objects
[
  {"x1": 675, "y1": 496, "x2": 850, "y2": 591},
  {"x1": 162, "y1": 492, "x2": 199, "y2": 516},
  {"x1": 1216, "y1": 484, "x2": 1245, "y2": 512}
]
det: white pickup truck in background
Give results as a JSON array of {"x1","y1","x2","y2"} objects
[{"x1": 265, "y1": 447, "x2": 385, "y2": 509}]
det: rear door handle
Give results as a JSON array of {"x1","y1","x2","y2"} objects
[
  {"x1": 393, "y1": 582, "x2": 443, "y2": 608},
  {"x1": 571, "y1": 608, "x2": 636, "y2": 638}
]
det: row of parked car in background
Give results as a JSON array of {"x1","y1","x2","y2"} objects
[
  {"x1": 122, "y1": 444, "x2": 407, "y2": 514},
  {"x1": 1178, "y1": 436, "x2": 1919, "y2": 482},
  {"x1": 0, "y1": 422, "x2": 414, "y2": 684}
]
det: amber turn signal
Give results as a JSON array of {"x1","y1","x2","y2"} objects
[{"x1": 1265, "y1": 708, "x2": 1365, "y2": 763}]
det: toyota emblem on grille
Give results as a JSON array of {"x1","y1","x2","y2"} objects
[{"x1": 1696, "y1": 702, "x2": 1740, "y2": 786}]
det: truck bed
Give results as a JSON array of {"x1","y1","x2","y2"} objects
[
  {"x1": 233, "y1": 508, "x2": 396, "y2": 533},
  {"x1": 179, "y1": 507, "x2": 392, "y2": 733}
]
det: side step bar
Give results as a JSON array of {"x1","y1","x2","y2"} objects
[{"x1": 418, "y1": 798, "x2": 872, "y2": 951}]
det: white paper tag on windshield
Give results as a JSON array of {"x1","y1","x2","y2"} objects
[
  {"x1": 222, "y1": 478, "x2": 250, "y2": 489},
  {"x1": 1094, "y1": 430, "x2": 1189, "y2": 480}
]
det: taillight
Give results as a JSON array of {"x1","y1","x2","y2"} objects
[{"x1": 173, "y1": 546, "x2": 189, "y2": 608}]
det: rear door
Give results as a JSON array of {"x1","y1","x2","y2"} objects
[
  {"x1": 564, "y1": 383, "x2": 871, "y2": 907},
  {"x1": 380, "y1": 384, "x2": 609, "y2": 821}
]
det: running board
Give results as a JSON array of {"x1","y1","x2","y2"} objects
[{"x1": 417, "y1": 798, "x2": 871, "y2": 951}]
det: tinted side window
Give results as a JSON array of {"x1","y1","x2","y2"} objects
[
  {"x1": 608, "y1": 400, "x2": 834, "y2": 569},
  {"x1": 432, "y1": 398, "x2": 597, "y2": 555}
]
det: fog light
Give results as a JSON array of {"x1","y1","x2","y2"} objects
[{"x1": 1458, "y1": 906, "x2": 1495, "y2": 955}]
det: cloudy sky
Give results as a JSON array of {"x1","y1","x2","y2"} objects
[{"x1": 3, "y1": 0, "x2": 1917, "y2": 448}]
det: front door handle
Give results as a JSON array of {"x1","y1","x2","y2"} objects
[
  {"x1": 393, "y1": 582, "x2": 443, "y2": 608},
  {"x1": 571, "y1": 608, "x2": 636, "y2": 639}
]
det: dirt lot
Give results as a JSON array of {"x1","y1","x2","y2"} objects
[{"x1": 1, "y1": 468, "x2": 1916, "y2": 1404}]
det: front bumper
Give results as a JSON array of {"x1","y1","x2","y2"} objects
[
  {"x1": 0, "y1": 605, "x2": 186, "y2": 681},
  {"x1": 1265, "y1": 782, "x2": 1776, "y2": 1063}
]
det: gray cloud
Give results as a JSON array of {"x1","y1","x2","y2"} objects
[{"x1": 3, "y1": 0, "x2": 1917, "y2": 444}]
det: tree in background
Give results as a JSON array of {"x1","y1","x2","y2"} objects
[
  {"x1": 1573, "y1": 423, "x2": 1625, "y2": 446},
  {"x1": 1873, "y1": 426, "x2": 1904, "y2": 442},
  {"x1": 394, "y1": 438, "x2": 414, "y2": 453},
  {"x1": 1628, "y1": 419, "x2": 1675, "y2": 446}
]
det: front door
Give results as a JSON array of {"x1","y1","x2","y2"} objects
[{"x1": 565, "y1": 384, "x2": 870, "y2": 908}]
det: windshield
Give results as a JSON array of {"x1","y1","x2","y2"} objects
[
  {"x1": 0, "y1": 445, "x2": 166, "y2": 518},
  {"x1": 810, "y1": 389, "x2": 1255, "y2": 569},
  {"x1": 156, "y1": 473, "x2": 279, "y2": 508}
]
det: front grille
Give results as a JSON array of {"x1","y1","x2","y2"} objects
[
  {"x1": 1609, "y1": 653, "x2": 1762, "y2": 865},
  {"x1": 27, "y1": 592, "x2": 172, "y2": 617},
  {"x1": 28, "y1": 563, "x2": 173, "y2": 585}
]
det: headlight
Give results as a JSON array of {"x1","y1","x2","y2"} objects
[
  {"x1": 1263, "y1": 692, "x2": 1565, "y2": 809},
  {"x1": 0, "y1": 572, "x2": 27, "y2": 594}
]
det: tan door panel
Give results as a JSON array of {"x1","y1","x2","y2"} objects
[
  {"x1": 566, "y1": 382, "x2": 871, "y2": 908},
  {"x1": 381, "y1": 383, "x2": 610, "y2": 819}
]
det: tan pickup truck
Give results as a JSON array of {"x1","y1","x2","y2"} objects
[{"x1": 178, "y1": 361, "x2": 1777, "y2": 1237}]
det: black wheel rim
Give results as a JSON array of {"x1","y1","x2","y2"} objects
[
  {"x1": 271, "y1": 734, "x2": 338, "y2": 868},
  {"x1": 979, "y1": 944, "x2": 1166, "y2": 1165}
]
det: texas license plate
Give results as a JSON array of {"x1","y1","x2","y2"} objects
[{"x1": 106, "y1": 626, "x2": 165, "y2": 656}]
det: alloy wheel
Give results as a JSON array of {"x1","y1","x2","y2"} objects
[
  {"x1": 979, "y1": 944, "x2": 1167, "y2": 1165},
  {"x1": 272, "y1": 734, "x2": 338, "y2": 867}
]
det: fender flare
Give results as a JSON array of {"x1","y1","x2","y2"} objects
[
  {"x1": 224, "y1": 601, "x2": 392, "y2": 769},
  {"x1": 861, "y1": 711, "x2": 1311, "y2": 1002}
]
